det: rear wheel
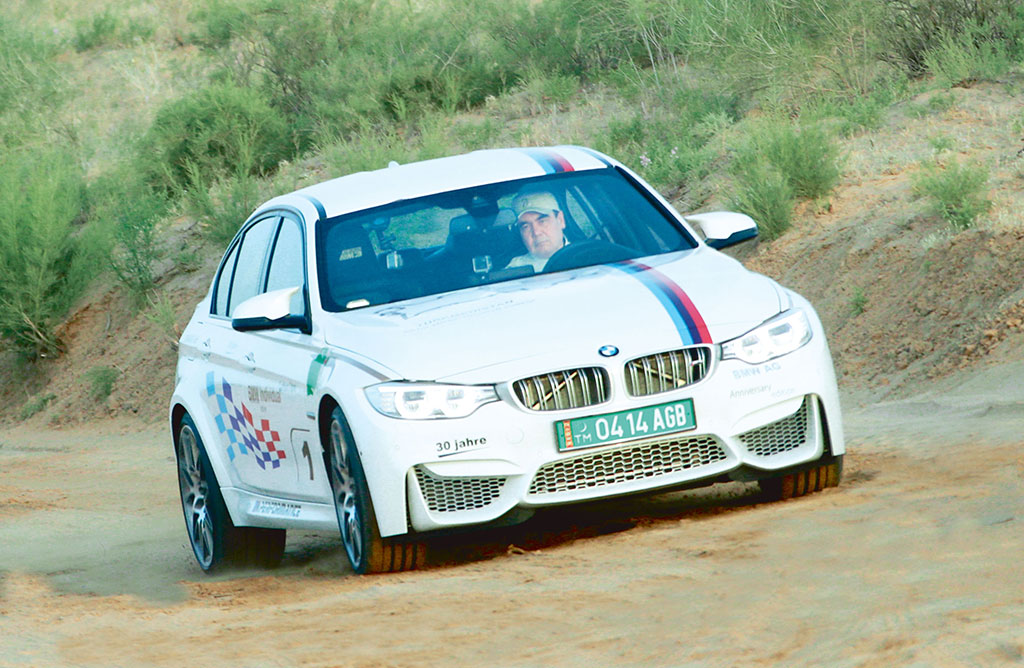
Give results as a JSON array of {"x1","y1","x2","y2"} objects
[
  {"x1": 327, "y1": 406, "x2": 425, "y2": 574},
  {"x1": 175, "y1": 414, "x2": 286, "y2": 571},
  {"x1": 760, "y1": 455, "x2": 843, "y2": 501}
]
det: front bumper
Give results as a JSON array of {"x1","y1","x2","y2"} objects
[
  {"x1": 346, "y1": 331, "x2": 844, "y2": 537},
  {"x1": 406, "y1": 393, "x2": 829, "y2": 532}
]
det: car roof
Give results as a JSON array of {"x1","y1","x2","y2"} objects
[{"x1": 258, "y1": 146, "x2": 618, "y2": 221}]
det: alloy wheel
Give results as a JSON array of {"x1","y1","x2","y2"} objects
[
  {"x1": 177, "y1": 424, "x2": 214, "y2": 569},
  {"x1": 330, "y1": 417, "x2": 363, "y2": 569}
]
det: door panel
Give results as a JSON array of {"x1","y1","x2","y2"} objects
[{"x1": 202, "y1": 213, "x2": 326, "y2": 501}]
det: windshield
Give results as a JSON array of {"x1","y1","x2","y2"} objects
[{"x1": 316, "y1": 167, "x2": 697, "y2": 312}]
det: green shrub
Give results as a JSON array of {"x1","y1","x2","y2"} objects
[
  {"x1": 188, "y1": 0, "x2": 252, "y2": 49},
  {"x1": 597, "y1": 113, "x2": 716, "y2": 198},
  {"x1": 20, "y1": 393, "x2": 55, "y2": 420},
  {"x1": 0, "y1": 149, "x2": 87, "y2": 356},
  {"x1": 145, "y1": 293, "x2": 182, "y2": 349},
  {"x1": 770, "y1": 122, "x2": 839, "y2": 199},
  {"x1": 110, "y1": 188, "x2": 169, "y2": 301},
  {"x1": 594, "y1": 85, "x2": 738, "y2": 199},
  {"x1": 139, "y1": 83, "x2": 293, "y2": 194},
  {"x1": 725, "y1": 118, "x2": 841, "y2": 231},
  {"x1": 319, "y1": 126, "x2": 413, "y2": 178},
  {"x1": 730, "y1": 162, "x2": 794, "y2": 241},
  {"x1": 510, "y1": 67, "x2": 581, "y2": 116},
  {"x1": 802, "y1": 70, "x2": 908, "y2": 136},
  {"x1": 750, "y1": 121, "x2": 842, "y2": 200},
  {"x1": 72, "y1": 9, "x2": 120, "y2": 51},
  {"x1": 183, "y1": 155, "x2": 263, "y2": 244},
  {"x1": 85, "y1": 366, "x2": 119, "y2": 402},
  {"x1": 912, "y1": 159, "x2": 991, "y2": 230},
  {"x1": 453, "y1": 117, "x2": 503, "y2": 151},
  {"x1": 881, "y1": 0, "x2": 1021, "y2": 75},
  {"x1": 125, "y1": 16, "x2": 156, "y2": 43},
  {"x1": 850, "y1": 287, "x2": 868, "y2": 315},
  {"x1": 0, "y1": 18, "x2": 63, "y2": 147},
  {"x1": 496, "y1": 0, "x2": 628, "y2": 78},
  {"x1": 923, "y1": 20, "x2": 1012, "y2": 87},
  {"x1": 86, "y1": 169, "x2": 171, "y2": 301}
]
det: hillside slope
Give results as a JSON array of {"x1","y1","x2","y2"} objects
[{"x1": 1, "y1": 81, "x2": 1023, "y2": 426}]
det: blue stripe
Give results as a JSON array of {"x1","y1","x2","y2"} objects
[
  {"x1": 613, "y1": 263, "x2": 696, "y2": 345},
  {"x1": 520, "y1": 148, "x2": 558, "y2": 174}
]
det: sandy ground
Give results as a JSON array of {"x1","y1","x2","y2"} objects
[{"x1": 1, "y1": 376, "x2": 1022, "y2": 668}]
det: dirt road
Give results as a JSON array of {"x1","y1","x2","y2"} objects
[{"x1": 2, "y1": 383, "x2": 1022, "y2": 667}]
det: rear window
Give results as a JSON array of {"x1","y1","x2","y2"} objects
[{"x1": 316, "y1": 168, "x2": 696, "y2": 312}]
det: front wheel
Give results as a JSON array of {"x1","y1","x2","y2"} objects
[
  {"x1": 175, "y1": 414, "x2": 285, "y2": 572},
  {"x1": 327, "y1": 406, "x2": 425, "y2": 574},
  {"x1": 759, "y1": 454, "x2": 843, "y2": 501}
]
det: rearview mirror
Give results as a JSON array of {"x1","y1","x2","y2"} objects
[{"x1": 685, "y1": 211, "x2": 758, "y2": 249}]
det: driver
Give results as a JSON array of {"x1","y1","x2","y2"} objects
[{"x1": 506, "y1": 190, "x2": 568, "y2": 272}]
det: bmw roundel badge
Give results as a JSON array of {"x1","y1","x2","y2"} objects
[{"x1": 598, "y1": 345, "x2": 619, "y2": 358}]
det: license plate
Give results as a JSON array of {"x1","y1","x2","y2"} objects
[{"x1": 555, "y1": 399, "x2": 696, "y2": 452}]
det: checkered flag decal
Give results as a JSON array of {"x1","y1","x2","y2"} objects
[{"x1": 206, "y1": 372, "x2": 287, "y2": 470}]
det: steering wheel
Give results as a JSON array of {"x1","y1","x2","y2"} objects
[{"x1": 542, "y1": 240, "x2": 639, "y2": 273}]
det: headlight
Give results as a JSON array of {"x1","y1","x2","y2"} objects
[
  {"x1": 365, "y1": 382, "x2": 498, "y2": 419},
  {"x1": 721, "y1": 309, "x2": 812, "y2": 364}
]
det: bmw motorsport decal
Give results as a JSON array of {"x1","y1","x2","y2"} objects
[
  {"x1": 519, "y1": 147, "x2": 575, "y2": 174},
  {"x1": 613, "y1": 260, "x2": 712, "y2": 345}
]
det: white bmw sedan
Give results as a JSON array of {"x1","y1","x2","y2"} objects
[{"x1": 170, "y1": 146, "x2": 844, "y2": 574}]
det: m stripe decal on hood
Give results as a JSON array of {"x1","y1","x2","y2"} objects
[
  {"x1": 520, "y1": 148, "x2": 574, "y2": 174},
  {"x1": 614, "y1": 260, "x2": 712, "y2": 345}
]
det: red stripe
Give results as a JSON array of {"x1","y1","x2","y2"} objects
[
  {"x1": 628, "y1": 261, "x2": 712, "y2": 344},
  {"x1": 541, "y1": 149, "x2": 574, "y2": 173},
  {"x1": 660, "y1": 274, "x2": 712, "y2": 343}
]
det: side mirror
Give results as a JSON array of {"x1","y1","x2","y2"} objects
[
  {"x1": 232, "y1": 286, "x2": 309, "y2": 333},
  {"x1": 685, "y1": 211, "x2": 758, "y2": 249}
]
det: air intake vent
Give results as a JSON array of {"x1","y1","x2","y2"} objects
[
  {"x1": 527, "y1": 434, "x2": 727, "y2": 495},
  {"x1": 414, "y1": 466, "x2": 507, "y2": 513},
  {"x1": 513, "y1": 367, "x2": 610, "y2": 412},
  {"x1": 739, "y1": 397, "x2": 810, "y2": 457},
  {"x1": 624, "y1": 346, "x2": 712, "y2": 397}
]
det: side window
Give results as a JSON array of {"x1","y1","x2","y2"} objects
[
  {"x1": 226, "y1": 217, "x2": 280, "y2": 316},
  {"x1": 266, "y1": 218, "x2": 304, "y2": 292},
  {"x1": 212, "y1": 242, "x2": 240, "y2": 316},
  {"x1": 265, "y1": 217, "x2": 306, "y2": 314}
]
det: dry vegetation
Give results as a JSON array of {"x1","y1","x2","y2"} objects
[{"x1": 2, "y1": 0, "x2": 1024, "y2": 424}]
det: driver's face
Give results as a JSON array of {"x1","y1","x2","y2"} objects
[{"x1": 516, "y1": 211, "x2": 566, "y2": 259}]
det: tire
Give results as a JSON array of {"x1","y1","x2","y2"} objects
[
  {"x1": 760, "y1": 454, "x2": 843, "y2": 501},
  {"x1": 175, "y1": 414, "x2": 286, "y2": 572},
  {"x1": 327, "y1": 406, "x2": 425, "y2": 574}
]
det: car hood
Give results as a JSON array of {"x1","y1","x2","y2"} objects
[{"x1": 321, "y1": 248, "x2": 785, "y2": 382}]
